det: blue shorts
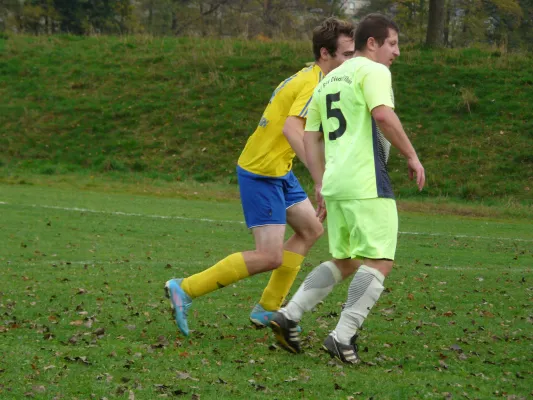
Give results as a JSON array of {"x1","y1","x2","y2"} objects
[{"x1": 237, "y1": 166, "x2": 308, "y2": 229}]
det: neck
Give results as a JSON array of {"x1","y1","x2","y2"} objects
[
  {"x1": 315, "y1": 60, "x2": 332, "y2": 76},
  {"x1": 357, "y1": 50, "x2": 375, "y2": 62}
]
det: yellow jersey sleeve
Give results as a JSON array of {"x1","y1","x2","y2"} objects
[
  {"x1": 304, "y1": 94, "x2": 321, "y2": 132},
  {"x1": 238, "y1": 65, "x2": 324, "y2": 177},
  {"x1": 289, "y1": 82, "x2": 315, "y2": 118}
]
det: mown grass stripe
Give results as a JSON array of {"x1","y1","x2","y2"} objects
[
  {"x1": 8, "y1": 259, "x2": 533, "y2": 273},
  {"x1": 1, "y1": 201, "x2": 531, "y2": 242}
]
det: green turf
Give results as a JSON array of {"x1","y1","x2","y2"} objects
[
  {"x1": 1, "y1": 35, "x2": 532, "y2": 203},
  {"x1": 0, "y1": 183, "x2": 531, "y2": 399}
]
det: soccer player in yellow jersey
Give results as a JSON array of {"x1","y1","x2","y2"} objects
[
  {"x1": 270, "y1": 14, "x2": 426, "y2": 364},
  {"x1": 165, "y1": 18, "x2": 356, "y2": 337}
]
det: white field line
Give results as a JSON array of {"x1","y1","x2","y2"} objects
[
  {"x1": 10, "y1": 260, "x2": 207, "y2": 266},
  {"x1": 398, "y1": 231, "x2": 532, "y2": 242},
  {"x1": 1, "y1": 201, "x2": 532, "y2": 243},
  {"x1": 8, "y1": 259, "x2": 532, "y2": 272}
]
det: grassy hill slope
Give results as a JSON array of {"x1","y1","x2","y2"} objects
[{"x1": 1, "y1": 35, "x2": 532, "y2": 202}]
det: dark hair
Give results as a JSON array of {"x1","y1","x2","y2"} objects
[
  {"x1": 312, "y1": 17, "x2": 356, "y2": 61},
  {"x1": 354, "y1": 13, "x2": 399, "y2": 51}
]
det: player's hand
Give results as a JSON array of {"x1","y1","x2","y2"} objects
[
  {"x1": 407, "y1": 157, "x2": 425, "y2": 191},
  {"x1": 315, "y1": 184, "x2": 327, "y2": 222}
]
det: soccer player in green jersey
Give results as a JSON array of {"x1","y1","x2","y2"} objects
[{"x1": 270, "y1": 13, "x2": 425, "y2": 364}]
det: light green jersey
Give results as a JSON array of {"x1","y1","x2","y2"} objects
[{"x1": 305, "y1": 57, "x2": 395, "y2": 200}]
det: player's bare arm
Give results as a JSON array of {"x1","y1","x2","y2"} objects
[
  {"x1": 371, "y1": 105, "x2": 426, "y2": 191},
  {"x1": 283, "y1": 116, "x2": 308, "y2": 168},
  {"x1": 303, "y1": 130, "x2": 327, "y2": 222},
  {"x1": 303, "y1": 130, "x2": 325, "y2": 185}
]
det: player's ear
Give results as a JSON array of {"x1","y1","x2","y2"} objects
[
  {"x1": 367, "y1": 36, "x2": 377, "y2": 51},
  {"x1": 319, "y1": 46, "x2": 331, "y2": 61}
]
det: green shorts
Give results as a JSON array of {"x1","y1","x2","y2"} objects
[{"x1": 325, "y1": 197, "x2": 398, "y2": 260}]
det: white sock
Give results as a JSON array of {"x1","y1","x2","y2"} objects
[
  {"x1": 281, "y1": 261, "x2": 343, "y2": 322},
  {"x1": 334, "y1": 265, "x2": 385, "y2": 344}
]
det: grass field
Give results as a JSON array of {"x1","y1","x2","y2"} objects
[
  {"x1": 2, "y1": 35, "x2": 533, "y2": 202},
  {"x1": 0, "y1": 183, "x2": 531, "y2": 399}
]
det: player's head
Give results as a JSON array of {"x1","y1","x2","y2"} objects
[
  {"x1": 313, "y1": 17, "x2": 356, "y2": 73},
  {"x1": 355, "y1": 13, "x2": 400, "y2": 68}
]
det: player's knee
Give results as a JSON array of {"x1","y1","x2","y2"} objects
[
  {"x1": 301, "y1": 221, "x2": 324, "y2": 244},
  {"x1": 260, "y1": 251, "x2": 283, "y2": 271},
  {"x1": 314, "y1": 223, "x2": 325, "y2": 241}
]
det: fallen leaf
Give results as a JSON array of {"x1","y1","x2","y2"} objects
[
  {"x1": 449, "y1": 344, "x2": 463, "y2": 353},
  {"x1": 32, "y1": 386, "x2": 46, "y2": 393},
  {"x1": 68, "y1": 335, "x2": 79, "y2": 345},
  {"x1": 380, "y1": 307, "x2": 395, "y2": 315},
  {"x1": 151, "y1": 335, "x2": 169, "y2": 349},
  {"x1": 64, "y1": 356, "x2": 91, "y2": 365},
  {"x1": 93, "y1": 327, "x2": 105, "y2": 338},
  {"x1": 443, "y1": 311, "x2": 454, "y2": 317},
  {"x1": 154, "y1": 384, "x2": 170, "y2": 393},
  {"x1": 176, "y1": 371, "x2": 199, "y2": 381}
]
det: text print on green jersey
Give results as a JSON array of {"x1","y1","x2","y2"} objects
[{"x1": 326, "y1": 92, "x2": 347, "y2": 140}]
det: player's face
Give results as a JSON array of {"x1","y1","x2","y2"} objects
[
  {"x1": 375, "y1": 29, "x2": 400, "y2": 68},
  {"x1": 331, "y1": 34, "x2": 355, "y2": 68}
]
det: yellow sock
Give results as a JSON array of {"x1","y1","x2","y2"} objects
[
  {"x1": 259, "y1": 250, "x2": 304, "y2": 311},
  {"x1": 181, "y1": 252, "x2": 249, "y2": 299}
]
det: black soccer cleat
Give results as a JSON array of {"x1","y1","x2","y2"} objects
[
  {"x1": 322, "y1": 331, "x2": 360, "y2": 364},
  {"x1": 270, "y1": 312, "x2": 301, "y2": 354}
]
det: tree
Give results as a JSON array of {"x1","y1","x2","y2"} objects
[
  {"x1": 0, "y1": 0, "x2": 22, "y2": 32},
  {"x1": 516, "y1": 0, "x2": 533, "y2": 49},
  {"x1": 484, "y1": 0, "x2": 524, "y2": 48},
  {"x1": 426, "y1": 0, "x2": 445, "y2": 46},
  {"x1": 355, "y1": 0, "x2": 429, "y2": 44}
]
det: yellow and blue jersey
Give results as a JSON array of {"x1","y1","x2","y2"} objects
[{"x1": 238, "y1": 64, "x2": 324, "y2": 177}]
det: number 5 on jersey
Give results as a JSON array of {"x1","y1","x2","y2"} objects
[{"x1": 326, "y1": 92, "x2": 347, "y2": 140}]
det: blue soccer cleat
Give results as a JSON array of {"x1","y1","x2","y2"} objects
[
  {"x1": 249, "y1": 304, "x2": 274, "y2": 328},
  {"x1": 250, "y1": 304, "x2": 303, "y2": 334},
  {"x1": 165, "y1": 278, "x2": 192, "y2": 336}
]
